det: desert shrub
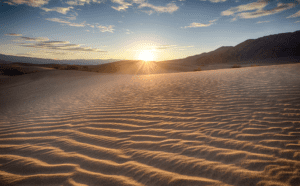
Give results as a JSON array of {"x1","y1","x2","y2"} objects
[
  {"x1": 232, "y1": 64, "x2": 241, "y2": 68},
  {"x1": 80, "y1": 66, "x2": 89, "y2": 71},
  {"x1": 51, "y1": 64, "x2": 63, "y2": 69},
  {"x1": 0, "y1": 65, "x2": 25, "y2": 76},
  {"x1": 65, "y1": 65, "x2": 79, "y2": 70},
  {"x1": 194, "y1": 67, "x2": 202, "y2": 71}
]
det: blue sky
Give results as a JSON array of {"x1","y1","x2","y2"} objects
[{"x1": 0, "y1": 0, "x2": 300, "y2": 61}]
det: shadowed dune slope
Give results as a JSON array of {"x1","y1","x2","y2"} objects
[{"x1": 0, "y1": 64, "x2": 299, "y2": 186}]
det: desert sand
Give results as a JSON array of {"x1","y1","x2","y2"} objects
[{"x1": 0, "y1": 63, "x2": 299, "y2": 186}]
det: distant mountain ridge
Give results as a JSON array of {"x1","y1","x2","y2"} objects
[
  {"x1": 183, "y1": 31, "x2": 300, "y2": 64},
  {"x1": 0, "y1": 54, "x2": 121, "y2": 65},
  {"x1": 162, "y1": 30, "x2": 300, "y2": 66}
]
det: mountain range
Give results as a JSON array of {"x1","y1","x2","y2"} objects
[
  {"x1": 1, "y1": 30, "x2": 299, "y2": 69},
  {"x1": 161, "y1": 30, "x2": 300, "y2": 66}
]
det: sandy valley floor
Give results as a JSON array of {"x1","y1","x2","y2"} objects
[{"x1": 0, "y1": 64, "x2": 299, "y2": 186}]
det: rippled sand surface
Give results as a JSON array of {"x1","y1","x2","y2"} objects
[{"x1": 0, "y1": 64, "x2": 299, "y2": 186}]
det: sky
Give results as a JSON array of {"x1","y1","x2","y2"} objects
[{"x1": 0, "y1": 0, "x2": 300, "y2": 61}]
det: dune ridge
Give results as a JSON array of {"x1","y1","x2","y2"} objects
[{"x1": 0, "y1": 64, "x2": 299, "y2": 186}]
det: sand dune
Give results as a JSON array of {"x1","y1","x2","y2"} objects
[{"x1": 0, "y1": 64, "x2": 299, "y2": 186}]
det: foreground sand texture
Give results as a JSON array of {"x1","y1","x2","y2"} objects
[{"x1": 0, "y1": 64, "x2": 299, "y2": 186}]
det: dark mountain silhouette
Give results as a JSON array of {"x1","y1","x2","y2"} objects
[{"x1": 159, "y1": 30, "x2": 300, "y2": 66}]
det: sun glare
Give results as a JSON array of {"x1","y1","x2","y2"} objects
[{"x1": 138, "y1": 50, "x2": 155, "y2": 61}]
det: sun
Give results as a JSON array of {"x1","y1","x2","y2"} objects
[{"x1": 138, "y1": 50, "x2": 155, "y2": 61}]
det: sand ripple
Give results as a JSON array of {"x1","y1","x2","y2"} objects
[{"x1": 0, "y1": 64, "x2": 299, "y2": 186}]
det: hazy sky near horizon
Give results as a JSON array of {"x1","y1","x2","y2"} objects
[{"x1": 1, "y1": 0, "x2": 300, "y2": 61}]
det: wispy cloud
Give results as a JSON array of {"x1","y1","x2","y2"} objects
[
  {"x1": 111, "y1": 0, "x2": 179, "y2": 14},
  {"x1": 15, "y1": 36, "x2": 107, "y2": 53},
  {"x1": 66, "y1": 0, "x2": 104, "y2": 6},
  {"x1": 111, "y1": 0, "x2": 132, "y2": 11},
  {"x1": 45, "y1": 18, "x2": 114, "y2": 32},
  {"x1": 256, "y1": 20, "x2": 270, "y2": 24},
  {"x1": 222, "y1": 0, "x2": 296, "y2": 20},
  {"x1": 156, "y1": 45, "x2": 177, "y2": 50},
  {"x1": 125, "y1": 29, "x2": 133, "y2": 34},
  {"x1": 46, "y1": 18, "x2": 85, "y2": 27},
  {"x1": 65, "y1": 12, "x2": 78, "y2": 20},
  {"x1": 155, "y1": 45, "x2": 193, "y2": 50},
  {"x1": 222, "y1": 0, "x2": 269, "y2": 16},
  {"x1": 138, "y1": 3, "x2": 179, "y2": 14},
  {"x1": 200, "y1": 0, "x2": 227, "y2": 3},
  {"x1": 46, "y1": 18, "x2": 71, "y2": 24},
  {"x1": 87, "y1": 24, "x2": 95, "y2": 28},
  {"x1": 68, "y1": 22, "x2": 86, "y2": 27},
  {"x1": 287, "y1": 10, "x2": 300, "y2": 18},
  {"x1": 184, "y1": 19, "x2": 217, "y2": 28},
  {"x1": 20, "y1": 36, "x2": 49, "y2": 41},
  {"x1": 5, "y1": 33, "x2": 22, "y2": 36},
  {"x1": 176, "y1": 45, "x2": 194, "y2": 50},
  {"x1": 44, "y1": 51, "x2": 68, "y2": 55},
  {"x1": 96, "y1": 25, "x2": 115, "y2": 33},
  {"x1": 41, "y1": 7, "x2": 73, "y2": 15},
  {"x1": 4, "y1": 0, "x2": 49, "y2": 7}
]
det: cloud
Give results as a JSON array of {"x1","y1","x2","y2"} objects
[
  {"x1": 46, "y1": 18, "x2": 71, "y2": 24},
  {"x1": 5, "y1": 33, "x2": 22, "y2": 36},
  {"x1": 287, "y1": 10, "x2": 300, "y2": 18},
  {"x1": 41, "y1": 7, "x2": 73, "y2": 15},
  {"x1": 66, "y1": 12, "x2": 78, "y2": 20},
  {"x1": 155, "y1": 45, "x2": 193, "y2": 50},
  {"x1": 256, "y1": 20, "x2": 270, "y2": 24},
  {"x1": 221, "y1": 0, "x2": 268, "y2": 16},
  {"x1": 176, "y1": 45, "x2": 194, "y2": 50},
  {"x1": 21, "y1": 39, "x2": 106, "y2": 53},
  {"x1": 4, "y1": 0, "x2": 49, "y2": 7},
  {"x1": 295, "y1": 20, "x2": 300, "y2": 23},
  {"x1": 44, "y1": 51, "x2": 68, "y2": 55},
  {"x1": 66, "y1": 15, "x2": 77, "y2": 20},
  {"x1": 96, "y1": 25, "x2": 115, "y2": 33},
  {"x1": 68, "y1": 22, "x2": 85, "y2": 27},
  {"x1": 125, "y1": 29, "x2": 133, "y2": 34},
  {"x1": 46, "y1": 18, "x2": 85, "y2": 27},
  {"x1": 222, "y1": 0, "x2": 296, "y2": 20},
  {"x1": 46, "y1": 18, "x2": 114, "y2": 32},
  {"x1": 111, "y1": 0, "x2": 179, "y2": 14},
  {"x1": 138, "y1": 3, "x2": 179, "y2": 13},
  {"x1": 140, "y1": 10, "x2": 154, "y2": 15},
  {"x1": 111, "y1": 0, "x2": 132, "y2": 11},
  {"x1": 7, "y1": 34, "x2": 105, "y2": 53},
  {"x1": 156, "y1": 45, "x2": 177, "y2": 50},
  {"x1": 200, "y1": 0, "x2": 227, "y2": 3},
  {"x1": 184, "y1": 19, "x2": 217, "y2": 28},
  {"x1": 209, "y1": 0, "x2": 226, "y2": 2},
  {"x1": 20, "y1": 36, "x2": 49, "y2": 41},
  {"x1": 66, "y1": 0, "x2": 104, "y2": 6},
  {"x1": 87, "y1": 24, "x2": 95, "y2": 28}
]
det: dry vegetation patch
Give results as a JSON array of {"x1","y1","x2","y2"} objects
[
  {"x1": 194, "y1": 67, "x2": 202, "y2": 71},
  {"x1": 0, "y1": 64, "x2": 38, "y2": 76},
  {"x1": 232, "y1": 64, "x2": 241, "y2": 68}
]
